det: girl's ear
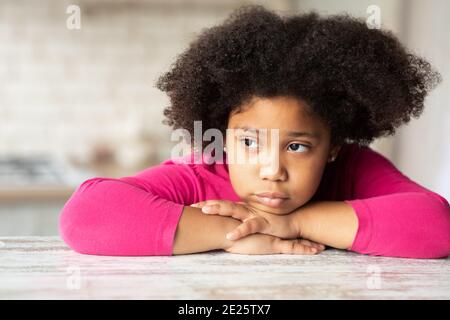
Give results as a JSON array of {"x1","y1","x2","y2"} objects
[{"x1": 328, "y1": 144, "x2": 343, "y2": 162}]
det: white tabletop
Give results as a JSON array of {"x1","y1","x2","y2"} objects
[{"x1": 0, "y1": 236, "x2": 448, "y2": 299}]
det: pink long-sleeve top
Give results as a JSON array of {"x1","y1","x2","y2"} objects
[{"x1": 59, "y1": 143, "x2": 450, "y2": 259}]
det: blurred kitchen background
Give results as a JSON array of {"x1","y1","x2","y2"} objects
[{"x1": 0, "y1": 0, "x2": 449, "y2": 236}]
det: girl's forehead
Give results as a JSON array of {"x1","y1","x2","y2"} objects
[
  {"x1": 230, "y1": 96, "x2": 313, "y2": 117},
  {"x1": 228, "y1": 96, "x2": 326, "y2": 133}
]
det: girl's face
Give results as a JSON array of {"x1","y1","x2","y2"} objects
[{"x1": 225, "y1": 96, "x2": 340, "y2": 215}]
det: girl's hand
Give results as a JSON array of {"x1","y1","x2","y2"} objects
[
  {"x1": 224, "y1": 233, "x2": 325, "y2": 255},
  {"x1": 190, "y1": 200, "x2": 300, "y2": 241}
]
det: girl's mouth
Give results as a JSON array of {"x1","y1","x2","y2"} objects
[{"x1": 253, "y1": 195, "x2": 288, "y2": 208}]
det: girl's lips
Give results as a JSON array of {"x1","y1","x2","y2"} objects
[{"x1": 254, "y1": 195, "x2": 288, "y2": 208}]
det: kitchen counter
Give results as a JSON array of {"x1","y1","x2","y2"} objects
[
  {"x1": 0, "y1": 236, "x2": 449, "y2": 299},
  {"x1": 0, "y1": 186, "x2": 75, "y2": 202}
]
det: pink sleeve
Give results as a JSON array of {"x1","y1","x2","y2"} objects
[
  {"x1": 344, "y1": 146, "x2": 450, "y2": 259},
  {"x1": 58, "y1": 163, "x2": 201, "y2": 256}
]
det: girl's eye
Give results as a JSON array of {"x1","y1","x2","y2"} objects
[
  {"x1": 288, "y1": 143, "x2": 309, "y2": 153},
  {"x1": 240, "y1": 137, "x2": 258, "y2": 150},
  {"x1": 239, "y1": 138, "x2": 309, "y2": 153}
]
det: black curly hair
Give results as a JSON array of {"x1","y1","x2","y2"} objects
[{"x1": 156, "y1": 5, "x2": 441, "y2": 149}]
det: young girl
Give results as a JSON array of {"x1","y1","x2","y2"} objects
[{"x1": 59, "y1": 6, "x2": 450, "y2": 259}]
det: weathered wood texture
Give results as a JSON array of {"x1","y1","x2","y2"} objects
[{"x1": 0, "y1": 237, "x2": 448, "y2": 299}]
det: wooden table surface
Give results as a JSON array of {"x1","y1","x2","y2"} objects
[{"x1": 0, "y1": 236, "x2": 448, "y2": 299}]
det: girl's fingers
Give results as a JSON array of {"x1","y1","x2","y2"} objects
[
  {"x1": 196, "y1": 200, "x2": 250, "y2": 221},
  {"x1": 190, "y1": 200, "x2": 217, "y2": 208},
  {"x1": 298, "y1": 239, "x2": 326, "y2": 251},
  {"x1": 226, "y1": 218, "x2": 266, "y2": 240},
  {"x1": 276, "y1": 239, "x2": 322, "y2": 255}
]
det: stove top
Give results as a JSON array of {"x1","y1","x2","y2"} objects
[{"x1": 0, "y1": 156, "x2": 93, "y2": 188}]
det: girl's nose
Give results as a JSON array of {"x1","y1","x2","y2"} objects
[
  {"x1": 258, "y1": 154, "x2": 287, "y2": 181},
  {"x1": 260, "y1": 165, "x2": 287, "y2": 181}
]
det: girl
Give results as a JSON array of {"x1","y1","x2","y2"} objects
[{"x1": 59, "y1": 6, "x2": 450, "y2": 259}]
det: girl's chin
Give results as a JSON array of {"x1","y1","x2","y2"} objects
[{"x1": 248, "y1": 201, "x2": 293, "y2": 215}]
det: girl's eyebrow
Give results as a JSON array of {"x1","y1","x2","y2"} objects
[{"x1": 232, "y1": 126, "x2": 319, "y2": 140}]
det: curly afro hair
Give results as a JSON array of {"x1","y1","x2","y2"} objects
[{"x1": 156, "y1": 5, "x2": 441, "y2": 149}]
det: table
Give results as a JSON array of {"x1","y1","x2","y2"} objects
[{"x1": 0, "y1": 236, "x2": 448, "y2": 299}]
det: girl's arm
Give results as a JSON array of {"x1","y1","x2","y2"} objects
[
  {"x1": 295, "y1": 146, "x2": 450, "y2": 259},
  {"x1": 59, "y1": 173, "x2": 321, "y2": 256},
  {"x1": 173, "y1": 205, "x2": 240, "y2": 255},
  {"x1": 174, "y1": 206, "x2": 325, "y2": 255},
  {"x1": 291, "y1": 201, "x2": 358, "y2": 250},
  {"x1": 59, "y1": 164, "x2": 238, "y2": 256},
  {"x1": 344, "y1": 192, "x2": 449, "y2": 259}
]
